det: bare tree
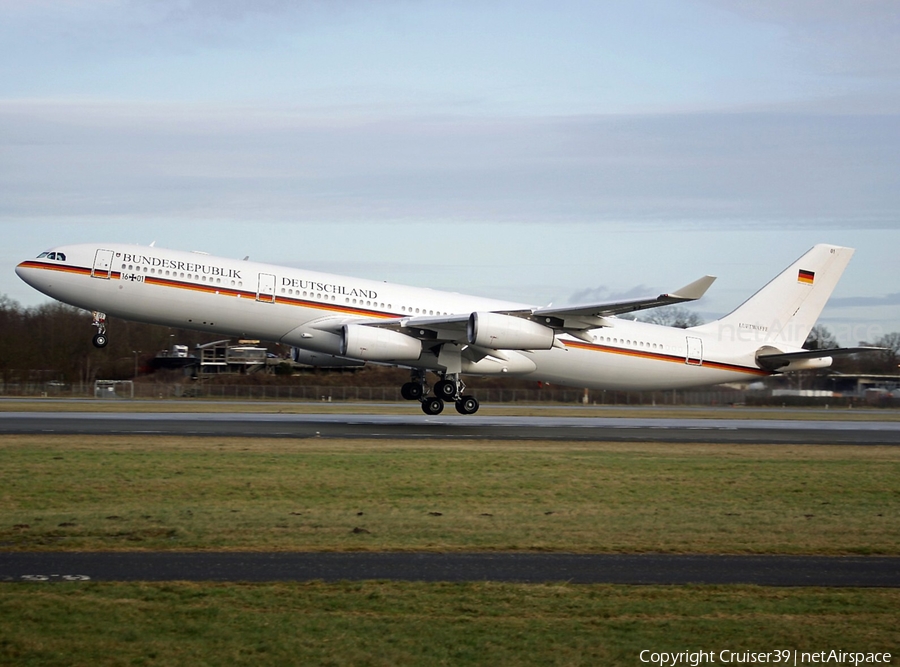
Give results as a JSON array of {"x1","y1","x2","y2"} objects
[
  {"x1": 803, "y1": 325, "x2": 838, "y2": 350},
  {"x1": 636, "y1": 306, "x2": 704, "y2": 329},
  {"x1": 872, "y1": 332, "x2": 900, "y2": 371}
]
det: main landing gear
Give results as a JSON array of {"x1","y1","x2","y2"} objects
[
  {"x1": 91, "y1": 311, "x2": 109, "y2": 348},
  {"x1": 400, "y1": 371, "x2": 480, "y2": 416}
]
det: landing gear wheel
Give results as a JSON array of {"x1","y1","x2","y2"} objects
[
  {"x1": 91, "y1": 311, "x2": 108, "y2": 348},
  {"x1": 455, "y1": 396, "x2": 479, "y2": 415},
  {"x1": 401, "y1": 382, "x2": 424, "y2": 401},
  {"x1": 421, "y1": 397, "x2": 444, "y2": 415},
  {"x1": 434, "y1": 379, "x2": 457, "y2": 400}
]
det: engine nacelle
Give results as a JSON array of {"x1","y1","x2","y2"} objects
[
  {"x1": 341, "y1": 324, "x2": 422, "y2": 362},
  {"x1": 290, "y1": 347, "x2": 365, "y2": 368},
  {"x1": 467, "y1": 312, "x2": 555, "y2": 350}
]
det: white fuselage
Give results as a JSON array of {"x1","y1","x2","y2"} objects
[{"x1": 16, "y1": 243, "x2": 771, "y2": 390}]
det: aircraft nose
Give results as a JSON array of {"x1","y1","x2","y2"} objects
[{"x1": 16, "y1": 260, "x2": 38, "y2": 287}]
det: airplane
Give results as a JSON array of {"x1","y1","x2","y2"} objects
[{"x1": 15, "y1": 242, "x2": 876, "y2": 415}]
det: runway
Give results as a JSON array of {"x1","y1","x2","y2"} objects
[
  {"x1": 2, "y1": 552, "x2": 899, "y2": 586},
  {"x1": 1, "y1": 410, "x2": 899, "y2": 444}
]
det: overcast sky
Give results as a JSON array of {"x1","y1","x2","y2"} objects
[{"x1": 1, "y1": 0, "x2": 898, "y2": 343}]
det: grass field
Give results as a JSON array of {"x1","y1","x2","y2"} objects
[
  {"x1": 1, "y1": 435, "x2": 898, "y2": 554},
  {"x1": 2, "y1": 432, "x2": 898, "y2": 665},
  {"x1": 1, "y1": 582, "x2": 897, "y2": 666}
]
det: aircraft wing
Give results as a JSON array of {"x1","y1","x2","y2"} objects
[
  {"x1": 358, "y1": 275, "x2": 716, "y2": 350},
  {"x1": 527, "y1": 275, "x2": 716, "y2": 322}
]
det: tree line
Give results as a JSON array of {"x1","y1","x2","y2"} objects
[
  {"x1": 0, "y1": 295, "x2": 223, "y2": 383},
  {"x1": 0, "y1": 295, "x2": 897, "y2": 385}
]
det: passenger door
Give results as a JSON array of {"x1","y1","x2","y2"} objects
[
  {"x1": 257, "y1": 273, "x2": 276, "y2": 303},
  {"x1": 685, "y1": 336, "x2": 703, "y2": 366},
  {"x1": 91, "y1": 249, "x2": 115, "y2": 279}
]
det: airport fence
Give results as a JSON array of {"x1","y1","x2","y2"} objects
[{"x1": 0, "y1": 381, "x2": 856, "y2": 406}]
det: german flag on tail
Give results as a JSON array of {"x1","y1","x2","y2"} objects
[{"x1": 798, "y1": 269, "x2": 815, "y2": 285}]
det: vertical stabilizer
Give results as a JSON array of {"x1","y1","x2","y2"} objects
[{"x1": 693, "y1": 244, "x2": 854, "y2": 349}]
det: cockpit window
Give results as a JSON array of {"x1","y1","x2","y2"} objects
[
  {"x1": 37, "y1": 251, "x2": 65, "y2": 261},
  {"x1": 37, "y1": 252, "x2": 50, "y2": 258},
  {"x1": 55, "y1": 253, "x2": 65, "y2": 261}
]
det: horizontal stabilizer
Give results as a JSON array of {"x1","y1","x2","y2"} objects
[{"x1": 756, "y1": 346, "x2": 886, "y2": 371}]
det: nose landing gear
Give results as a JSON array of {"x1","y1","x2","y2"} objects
[{"x1": 91, "y1": 312, "x2": 108, "y2": 348}]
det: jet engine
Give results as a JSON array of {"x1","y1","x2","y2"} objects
[
  {"x1": 341, "y1": 324, "x2": 422, "y2": 362},
  {"x1": 290, "y1": 347, "x2": 365, "y2": 368},
  {"x1": 467, "y1": 312, "x2": 555, "y2": 350}
]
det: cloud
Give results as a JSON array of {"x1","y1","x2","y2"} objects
[
  {"x1": 704, "y1": 0, "x2": 900, "y2": 77},
  {"x1": 1, "y1": 99, "x2": 898, "y2": 226},
  {"x1": 568, "y1": 284, "x2": 657, "y2": 304},
  {"x1": 827, "y1": 292, "x2": 900, "y2": 308}
]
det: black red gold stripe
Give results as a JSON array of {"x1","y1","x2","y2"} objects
[
  {"x1": 22, "y1": 261, "x2": 397, "y2": 319},
  {"x1": 563, "y1": 340, "x2": 771, "y2": 377},
  {"x1": 17, "y1": 260, "x2": 97, "y2": 278}
]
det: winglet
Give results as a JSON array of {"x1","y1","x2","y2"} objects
[{"x1": 667, "y1": 275, "x2": 716, "y2": 301}]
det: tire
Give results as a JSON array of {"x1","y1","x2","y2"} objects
[
  {"x1": 92, "y1": 333, "x2": 109, "y2": 348},
  {"x1": 401, "y1": 382, "x2": 423, "y2": 400},
  {"x1": 434, "y1": 379, "x2": 457, "y2": 400},
  {"x1": 455, "y1": 396, "x2": 479, "y2": 415},
  {"x1": 421, "y1": 397, "x2": 444, "y2": 415}
]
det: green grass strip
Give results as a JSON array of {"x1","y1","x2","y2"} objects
[
  {"x1": 1, "y1": 582, "x2": 897, "y2": 666},
  {"x1": 2, "y1": 436, "x2": 898, "y2": 554}
]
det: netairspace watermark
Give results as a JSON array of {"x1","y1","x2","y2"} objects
[{"x1": 639, "y1": 650, "x2": 892, "y2": 666}]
